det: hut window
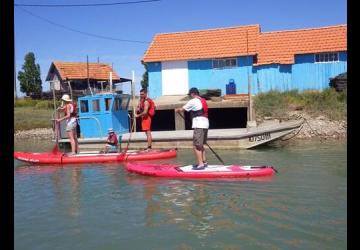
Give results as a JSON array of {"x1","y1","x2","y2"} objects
[
  {"x1": 113, "y1": 98, "x2": 122, "y2": 111},
  {"x1": 105, "y1": 98, "x2": 112, "y2": 111},
  {"x1": 92, "y1": 99, "x2": 100, "y2": 112},
  {"x1": 213, "y1": 58, "x2": 237, "y2": 69},
  {"x1": 314, "y1": 52, "x2": 339, "y2": 63},
  {"x1": 80, "y1": 100, "x2": 89, "y2": 113}
]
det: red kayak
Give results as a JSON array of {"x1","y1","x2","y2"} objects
[
  {"x1": 14, "y1": 149, "x2": 177, "y2": 164},
  {"x1": 126, "y1": 163, "x2": 277, "y2": 178}
]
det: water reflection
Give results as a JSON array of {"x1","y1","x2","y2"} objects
[
  {"x1": 125, "y1": 175, "x2": 275, "y2": 241},
  {"x1": 14, "y1": 141, "x2": 346, "y2": 249},
  {"x1": 15, "y1": 164, "x2": 82, "y2": 218}
]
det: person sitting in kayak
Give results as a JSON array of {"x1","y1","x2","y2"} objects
[
  {"x1": 135, "y1": 88, "x2": 155, "y2": 151},
  {"x1": 175, "y1": 87, "x2": 209, "y2": 170},
  {"x1": 102, "y1": 128, "x2": 119, "y2": 153},
  {"x1": 56, "y1": 94, "x2": 79, "y2": 155}
]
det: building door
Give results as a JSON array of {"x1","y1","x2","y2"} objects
[{"x1": 162, "y1": 60, "x2": 189, "y2": 95}]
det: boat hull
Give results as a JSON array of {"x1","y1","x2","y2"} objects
[{"x1": 14, "y1": 149, "x2": 177, "y2": 164}]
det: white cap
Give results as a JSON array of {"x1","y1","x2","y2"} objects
[{"x1": 61, "y1": 94, "x2": 72, "y2": 102}]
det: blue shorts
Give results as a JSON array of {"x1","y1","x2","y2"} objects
[{"x1": 106, "y1": 144, "x2": 118, "y2": 153}]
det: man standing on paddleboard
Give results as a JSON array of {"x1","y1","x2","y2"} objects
[
  {"x1": 135, "y1": 88, "x2": 156, "y2": 151},
  {"x1": 175, "y1": 87, "x2": 209, "y2": 170}
]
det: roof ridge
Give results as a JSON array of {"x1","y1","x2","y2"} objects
[
  {"x1": 53, "y1": 61, "x2": 113, "y2": 66},
  {"x1": 155, "y1": 24, "x2": 260, "y2": 36},
  {"x1": 261, "y1": 24, "x2": 347, "y2": 34}
]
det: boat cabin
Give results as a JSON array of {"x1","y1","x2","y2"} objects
[{"x1": 59, "y1": 93, "x2": 131, "y2": 139}]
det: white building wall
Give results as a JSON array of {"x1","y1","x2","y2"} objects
[{"x1": 161, "y1": 60, "x2": 189, "y2": 95}]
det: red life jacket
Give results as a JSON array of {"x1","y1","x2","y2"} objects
[
  {"x1": 71, "y1": 101, "x2": 78, "y2": 117},
  {"x1": 62, "y1": 102, "x2": 77, "y2": 117},
  {"x1": 139, "y1": 98, "x2": 156, "y2": 117},
  {"x1": 107, "y1": 133, "x2": 118, "y2": 146},
  {"x1": 190, "y1": 96, "x2": 208, "y2": 118}
]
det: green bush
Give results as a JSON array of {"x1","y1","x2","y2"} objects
[
  {"x1": 35, "y1": 100, "x2": 53, "y2": 109},
  {"x1": 14, "y1": 98, "x2": 38, "y2": 107},
  {"x1": 253, "y1": 90, "x2": 288, "y2": 118},
  {"x1": 14, "y1": 107, "x2": 54, "y2": 131},
  {"x1": 253, "y1": 88, "x2": 347, "y2": 120},
  {"x1": 14, "y1": 98, "x2": 55, "y2": 109}
]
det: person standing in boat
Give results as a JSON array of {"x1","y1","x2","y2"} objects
[
  {"x1": 135, "y1": 88, "x2": 155, "y2": 151},
  {"x1": 175, "y1": 87, "x2": 209, "y2": 170},
  {"x1": 56, "y1": 94, "x2": 79, "y2": 155}
]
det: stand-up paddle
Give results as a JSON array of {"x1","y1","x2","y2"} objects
[{"x1": 51, "y1": 110, "x2": 60, "y2": 154}]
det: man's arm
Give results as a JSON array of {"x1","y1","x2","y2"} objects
[
  {"x1": 135, "y1": 101, "x2": 149, "y2": 118},
  {"x1": 175, "y1": 107, "x2": 185, "y2": 113},
  {"x1": 56, "y1": 105, "x2": 71, "y2": 122}
]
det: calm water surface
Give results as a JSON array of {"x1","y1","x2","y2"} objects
[{"x1": 14, "y1": 139, "x2": 347, "y2": 250}]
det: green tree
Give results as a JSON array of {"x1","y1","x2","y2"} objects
[
  {"x1": 141, "y1": 62, "x2": 148, "y2": 89},
  {"x1": 17, "y1": 52, "x2": 42, "y2": 96}
]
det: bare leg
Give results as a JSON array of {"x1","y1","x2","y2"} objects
[
  {"x1": 194, "y1": 146, "x2": 205, "y2": 167},
  {"x1": 73, "y1": 128, "x2": 79, "y2": 153},
  {"x1": 145, "y1": 130, "x2": 152, "y2": 148},
  {"x1": 202, "y1": 150, "x2": 207, "y2": 164},
  {"x1": 67, "y1": 131, "x2": 76, "y2": 154}
]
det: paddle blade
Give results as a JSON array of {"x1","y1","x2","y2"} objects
[{"x1": 51, "y1": 143, "x2": 59, "y2": 154}]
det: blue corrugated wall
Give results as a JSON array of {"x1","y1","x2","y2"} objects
[
  {"x1": 147, "y1": 52, "x2": 347, "y2": 99},
  {"x1": 188, "y1": 56, "x2": 253, "y2": 95},
  {"x1": 147, "y1": 62, "x2": 162, "y2": 99},
  {"x1": 291, "y1": 52, "x2": 347, "y2": 91},
  {"x1": 252, "y1": 64, "x2": 292, "y2": 94}
]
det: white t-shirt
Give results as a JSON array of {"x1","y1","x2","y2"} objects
[{"x1": 182, "y1": 98, "x2": 209, "y2": 129}]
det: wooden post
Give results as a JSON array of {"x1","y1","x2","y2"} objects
[
  {"x1": 246, "y1": 30, "x2": 256, "y2": 127},
  {"x1": 131, "y1": 71, "x2": 136, "y2": 132},
  {"x1": 52, "y1": 81, "x2": 57, "y2": 139},
  {"x1": 67, "y1": 81, "x2": 73, "y2": 100},
  {"x1": 110, "y1": 71, "x2": 113, "y2": 93}
]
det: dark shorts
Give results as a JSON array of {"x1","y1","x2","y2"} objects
[{"x1": 193, "y1": 128, "x2": 208, "y2": 150}]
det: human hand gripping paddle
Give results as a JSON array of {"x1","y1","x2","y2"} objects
[{"x1": 176, "y1": 112, "x2": 225, "y2": 165}]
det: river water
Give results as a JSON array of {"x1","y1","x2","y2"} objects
[{"x1": 14, "y1": 139, "x2": 347, "y2": 250}]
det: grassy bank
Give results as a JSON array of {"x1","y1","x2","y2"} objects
[
  {"x1": 14, "y1": 99, "x2": 56, "y2": 131},
  {"x1": 253, "y1": 88, "x2": 347, "y2": 120}
]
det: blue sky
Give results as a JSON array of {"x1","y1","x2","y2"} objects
[{"x1": 14, "y1": 0, "x2": 347, "y2": 96}]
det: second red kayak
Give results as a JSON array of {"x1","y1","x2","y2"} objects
[
  {"x1": 14, "y1": 149, "x2": 177, "y2": 164},
  {"x1": 126, "y1": 163, "x2": 277, "y2": 178}
]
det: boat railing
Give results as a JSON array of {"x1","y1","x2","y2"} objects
[{"x1": 77, "y1": 116, "x2": 104, "y2": 137}]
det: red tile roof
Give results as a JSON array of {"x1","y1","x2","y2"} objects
[
  {"x1": 256, "y1": 25, "x2": 347, "y2": 65},
  {"x1": 143, "y1": 24, "x2": 347, "y2": 65},
  {"x1": 46, "y1": 61, "x2": 120, "y2": 81},
  {"x1": 143, "y1": 25, "x2": 260, "y2": 62}
]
